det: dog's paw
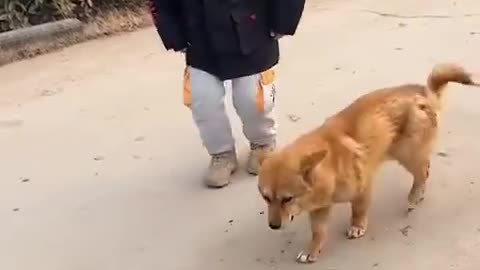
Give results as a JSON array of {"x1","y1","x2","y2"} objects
[
  {"x1": 346, "y1": 226, "x2": 366, "y2": 239},
  {"x1": 296, "y1": 251, "x2": 318, "y2": 264},
  {"x1": 407, "y1": 195, "x2": 425, "y2": 213},
  {"x1": 408, "y1": 185, "x2": 426, "y2": 211}
]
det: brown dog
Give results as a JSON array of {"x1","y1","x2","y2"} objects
[{"x1": 257, "y1": 63, "x2": 480, "y2": 263}]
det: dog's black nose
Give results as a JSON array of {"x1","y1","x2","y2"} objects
[{"x1": 269, "y1": 223, "x2": 281, "y2": 230}]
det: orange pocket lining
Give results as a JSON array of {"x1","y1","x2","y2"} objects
[{"x1": 183, "y1": 67, "x2": 192, "y2": 107}]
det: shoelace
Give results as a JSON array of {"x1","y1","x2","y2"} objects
[
  {"x1": 250, "y1": 143, "x2": 264, "y2": 151},
  {"x1": 211, "y1": 153, "x2": 231, "y2": 167},
  {"x1": 250, "y1": 143, "x2": 275, "y2": 151}
]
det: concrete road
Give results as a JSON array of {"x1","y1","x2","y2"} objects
[{"x1": 1, "y1": 0, "x2": 480, "y2": 269}]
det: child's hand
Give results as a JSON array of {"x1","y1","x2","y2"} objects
[
  {"x1": 178, "y1": 42, "x2": 190, "y2": 53},
  {"x1": 270, "y1": 31, "x2": 284, "y2": 40}
]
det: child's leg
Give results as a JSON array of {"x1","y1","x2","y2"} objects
[
  {"x1": 231, "y1": 67, "x2": 278, "y2": 174},
  {"x1": 184, "y1": 66, "x2": 235, "y2": 154},
  {"x1": 184, "y1": 66, "x2": 237, "y2": 188},
  {"x1": 231, "y1": 68, "x2": 277, "y2": 145}
]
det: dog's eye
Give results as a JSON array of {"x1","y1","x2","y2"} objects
[
  {"x1": 281, "y1": 196, "x2": 293, "y2": 204},
  {"x1": 262, "y1": 195, "x2": 271, "y2": 203}
]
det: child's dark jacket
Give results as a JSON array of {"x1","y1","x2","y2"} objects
[{"x1": 150, "y1": 0, "x2": 305, "y2": 80}]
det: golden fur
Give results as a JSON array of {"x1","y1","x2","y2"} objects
[{"x1": 257, "y1": 63, "x2": 480, "y2": 264}]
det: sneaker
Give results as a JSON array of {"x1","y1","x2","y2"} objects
[
  {"x1": 205, "y1": 151, "x2": 238, "y2": 188},
  {"x1": 246, "y1": 142, "x2": 276, "y2": 175}
]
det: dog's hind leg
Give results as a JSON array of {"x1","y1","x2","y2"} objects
[
  {"x1": 393, "y1": 102, "x2": 437, "y2": 212},
  {"x1": 396, "y1": 150, "x2": 431, "y2": 212},
  {"x1": 391, "y1": 121, "x2": 436, "y2": 213},
  {"x1": 406, "y1": 159, "x2": 430, "y2": 212}
]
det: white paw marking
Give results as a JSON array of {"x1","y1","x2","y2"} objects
[
  {"x1": 346, "y1": 226, "x2": 366, "y2": 239},
  {"x1": 296, "y1": 251, "x2": 317, "y2": 264}
]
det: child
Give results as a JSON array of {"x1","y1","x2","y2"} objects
[{"x1": 150, "y1": 0, "x2": 305, "y2": 188}]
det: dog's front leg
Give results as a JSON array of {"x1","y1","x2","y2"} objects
[
  {"x1": 296, "y1": 207, "x2": 331, "y2": 264},
  {"x1": 347, "y1": 187, "x2": 372, "y2": 239}
]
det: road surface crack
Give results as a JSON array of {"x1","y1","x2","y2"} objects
[{"x1": 358, "y1": 9, "x2": 480, "y2": 19}]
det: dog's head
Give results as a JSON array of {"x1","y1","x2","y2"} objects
[{"x1": 257, "y1": 148, "x2": 333, "y2": 230}]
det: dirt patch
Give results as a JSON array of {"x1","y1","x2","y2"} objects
[{"x1": 0, "y1": 7, "x2": 152, "y2": 67}]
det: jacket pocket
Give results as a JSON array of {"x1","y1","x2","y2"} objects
[{"x1": 231, "y1": 8, "x2": 272, "y2": 55}]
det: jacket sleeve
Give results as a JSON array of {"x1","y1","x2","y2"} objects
[
  {"x1": 269, "y1": 0, "x2": 306, "y2": 35},
  {"x1": 149, "y1": 0, "x2": 187, "y2": 51}
]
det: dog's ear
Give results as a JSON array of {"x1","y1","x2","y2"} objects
[{"x1": 300, "y1": 150, "x2": 327, "y2": 182}]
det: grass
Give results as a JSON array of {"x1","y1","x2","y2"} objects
[{"x1": 0, "y1": 7, "x2": 153, "y2": 67}]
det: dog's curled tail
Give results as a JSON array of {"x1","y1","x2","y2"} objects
[{"x1": 426, "y1": 63, "x2": 480, "y2": 98}]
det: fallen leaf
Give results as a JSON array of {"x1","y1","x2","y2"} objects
[
  {"x1": 94, "y1": 155, "x2": 105, "y2": 161},
  {"x1": 437, "y1": 152, "x2": 448, "y2": 157},
  {"x1": 13, "y1": 208, "x2": 20, "y2": 212},
  {"x1": 134, "y1": 136, "x2": 145, "y2": 142},
  {"x1": 259, "y1": 211, "x2": 265, "y2": 215},
  {"x1": 21, "y1": 178, "x2": 30, "y2": 183},
  {"x1": 400, "y1": 225, "x2": 412, "y2": 236},
  {"x1": 287, "y1": 114, "x2": 301, "y2": 122},
  {"x1": 40, "y1": 89, "x2": 58, "y2": 96}
]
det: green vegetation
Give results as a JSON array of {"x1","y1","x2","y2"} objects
[{"x1": 0, "y1": 0, "x2": 147, "y2": 33}]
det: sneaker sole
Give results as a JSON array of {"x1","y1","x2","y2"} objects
[
  {"x1": 246, "y1": 168, "x2": 258, "y2": 176},
  {"x1": 205, "y1": 166, "x2": 238, "y2": 189}
]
